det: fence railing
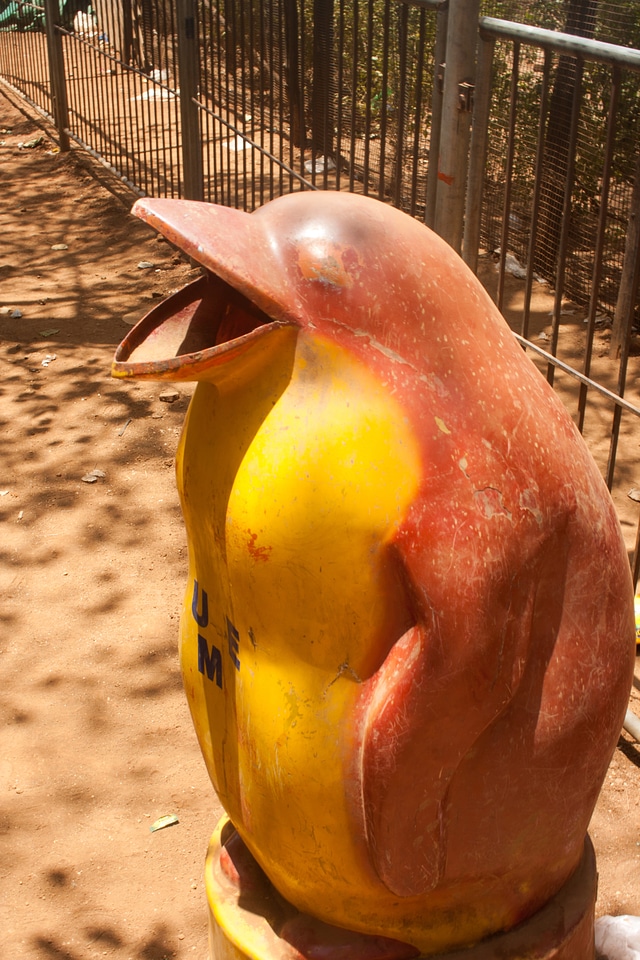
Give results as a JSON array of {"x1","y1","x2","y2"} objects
[
  {"x1": 466, "y1": 17, "x2": 640, "y2": 585},
  {"x1": 1, "y1": 0, "x2": 640, "y2": 583}
]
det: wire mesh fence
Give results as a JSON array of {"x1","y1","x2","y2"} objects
[
  {"x1": 2, "y1": 0, "x2": 640, "y2": 575},
  {"x1": 480, "y1": 0, "x2": 640, "y2": 320},
  {"x1": 193, "y1": 0, "x2": 444, "y2": 215},
  {"x1": 469, "y1": 15, "x2": 640, "y2": 584},
  {"x1": 3, "y1": 0, "x2": 638, "y2": 307},
  {"x1": 0, "y1": 1, "x2": 50, "y2": 114},
  {"x1": 0, "y1": 0, "x2": 447, "y2": 211}
]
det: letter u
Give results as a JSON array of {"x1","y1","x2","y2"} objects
[{"x1": 192, "y1": 580, "x2": 209, "y2": 627}]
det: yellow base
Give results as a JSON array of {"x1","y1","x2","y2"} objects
[{"x1": 204, "y1": 817, "x2": 597, "y2": 960}]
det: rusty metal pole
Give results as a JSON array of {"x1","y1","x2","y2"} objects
[
  {"x1": 434, "y1": 0, "x2": 480, "y2": 253},
  {"x1": 424, "y1": 0, "x2": 449, "y2": 229},
  {"x1": 462, "y1": 30, "x2": 493, "y2": 271},
  {"x1": 610, "y1": 152, "x2": 640, "y2": 361},
  {"x1": 43, "y1": 0, "x2": 70, "y2": 152},
  {"x1": 176, "y1": 0, "x2": 204, "y2": 201}
]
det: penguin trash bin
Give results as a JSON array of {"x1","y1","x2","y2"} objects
[{"x1": 112, "y1": 191, "x2": 635, "y2": 960}]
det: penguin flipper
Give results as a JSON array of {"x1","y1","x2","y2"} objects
[{"x1": 358, "y1": 550, "x2": 544, "y2": 897}]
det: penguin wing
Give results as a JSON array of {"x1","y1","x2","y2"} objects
[{"x1": 357, "y1": 526, "x2": 562, "y2": 898}]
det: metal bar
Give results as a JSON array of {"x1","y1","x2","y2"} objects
[
  {"x1": 214, "y1": 1, "x2": 227, "y2": 204},
  {"x1": 310, "y1": 0, "x2": 335, "y2": 185},
  {"x1": 176, "y1": 0, "x2": 203, "y2": 200},
  {"x1": 513, "y1": 334, "x2": 640, "y2": 419},
  {"x1": 348, "y1": 0, "x2": 358, "y2": 193},
  {"x1": 611, "y1": 153, "x2": 640, "y2": 361},
  {"x1": 462, "y1": 32, "x2": 493, "y2": 270},
  {"x1": 378, "y1": 0, "x2": 393, "y2": 201},
  {"x1": 283, "y1": 0, "x2": 305, "y2": 148},
  {"x1": 43, "y1": 0, "x2": 70, "y2": 150},
  {"x1": 577, "y1": 68, "x2": 620, "y2": 433},
  {"x1": 547, "y1": 57, "x2": 584, "y2": 387},
  {"x1": 409, "y1": 9, "x2": 427, "y2": 218},
  {"x1": 167, "y1": 0, "x2": 181, "y2": 197},
  {"x1": 434, "y1": 0, "x2": 481, "y2": 252},
  {"x1": 122, "y1": 46, "x2": 139, "y2": 190},
  {"x1": 272, "y1": 0, "x2": 279, "y2": 193},
  {"x1": 480, "y1": 17, "x2": 640, "y2": 72},
  {"x1": 230, "y1": 0, "x2": 238, "y2": 200},
  {"x1": 335, "y1": 0, "x2": 345, "y2": 192},
  {"x1": 395, "y1": 0, "x2": 448, "y2": 8},
  {"x1": 606, "y1": 192, "x2": 640, "y2": 491},
  {"x1": 424, "y1": 1, "x2": 448, "y2": 228},
  {"x1": 256, "y1": 0, "x2": 265, "y2": 207},
  {"x1": 246, "y1": 2, "x2": 255, "y2": 209},
  {"x1": 393, "y1": 2, "x2": 409, "y2": 206},
  {"x1": 299, "y1": 0, "x2": 307, "y2": 183},
  {"x1": 277, "y1": 0, "x2": 288, "y2": 197},
  {"x1": 362, "y1": 0, "x2": 374, "y2": 196},
  {"x1": 607, "y1": 406, "x2": 624, "y2": 492},
  {"x1": 74, "y1": 32, "x2": 90, "y2": 152},
  {"x1": 211, "y1": 2, "x2": 223, "y2": 203},
  {"x1": 521, "y1": 48, "x2": 552, "y2": 342},
  {"x1": 200, "y1": 0, "x2": 213, "y2": 202},
  {"x1": 395, "y1": 0, "x2": 450, "y2": 13},
  {"x1": 496, "y1": 42, "x2": 520, "y2": 314}
]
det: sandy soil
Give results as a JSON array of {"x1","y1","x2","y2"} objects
[{"x1": 1, "y1": 87, "x2": 640, "y2": 960}]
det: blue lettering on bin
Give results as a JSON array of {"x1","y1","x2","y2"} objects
[
  {"x1": 197, "y1": 634, "x2": 222, "y2": 688},
  {"x1": 192, "y1": 581, "x2": 209, "y2": 627}
]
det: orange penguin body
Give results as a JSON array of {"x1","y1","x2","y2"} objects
[{"x1": 113, "y1": 191, "x2": 635, "y2": 954}]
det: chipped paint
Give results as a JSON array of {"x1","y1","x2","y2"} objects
[
  {"x1": 246, "y1": 530, "x2": 272, "y2": 562},
  {"x1": 474, "y1": 487, "x2": 512, "y2": 521}
]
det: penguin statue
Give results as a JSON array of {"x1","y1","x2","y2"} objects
[{"x1": 112, "y1": 191, "x2": 635, "y2": 957}]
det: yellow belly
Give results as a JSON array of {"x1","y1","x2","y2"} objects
[{"x1": 177, "y1": 329, "x2": 427, "y2": 928}]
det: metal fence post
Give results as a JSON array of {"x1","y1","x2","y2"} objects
[
  {"x1": 433, "y1": 0, "x2": 480, "y2": 252},
  {"x1": 176, "y1": 0, "x2": 204, "y2": 201},
  {"x1": 462, "y1": 31, "x2": 493, "y2": 271},
  {"x1": 610, "y1": 152, "x2": 640, "y2": 361},
  {"x1": 43, "y1": 0, "x2": 70, "y2": 151},
  {"x1": 424, "y1": 0, "x2": 449, "y2": 229}
]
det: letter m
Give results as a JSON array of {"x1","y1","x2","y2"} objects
[{"x1": 197, "y1": 635, "x2": 222, "y2": 688}]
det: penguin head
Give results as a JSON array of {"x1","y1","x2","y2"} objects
[{"x1": 112, "y1": 191, "x2": 496, "y2": 388}]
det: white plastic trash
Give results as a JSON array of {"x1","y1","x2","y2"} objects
[{"x1": 595, "y1": 916, "x2": 640, "y2": 960}]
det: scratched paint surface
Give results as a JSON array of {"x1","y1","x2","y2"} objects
[{"x1": 113, "y1": 191, "x2": 635, "y2": 954}]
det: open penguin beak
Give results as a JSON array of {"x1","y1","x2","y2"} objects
[{"x1": 111, "y1": 199, "x2": 299, "y2": 385}]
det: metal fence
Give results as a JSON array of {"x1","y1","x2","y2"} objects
[
  {"x1": 1, "y1": 0, "x2": 640, "y2": 583},
  {"x1": 192, "y1": 0, "x2": 447, "y2": 216},
  {"x1": 0, "y1": 0, "x2": 448, "y2": 210},
  {"x1": 464, "y1": 17, "x2": 640, "y2": 585},
  {"x1": 473, "y1": 15, "x2": 640, "y2": 321}
]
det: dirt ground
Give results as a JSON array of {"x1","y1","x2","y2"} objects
[{"x1": 1, "y1": 87, "x2": 640, "y2": 960}]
